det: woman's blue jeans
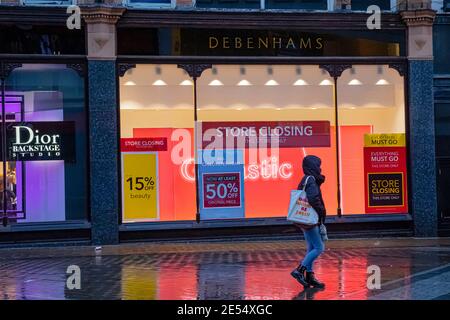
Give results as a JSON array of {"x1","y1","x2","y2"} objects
[{"x1": 301, "y1": 226, "x2": 325, "y2": 272}]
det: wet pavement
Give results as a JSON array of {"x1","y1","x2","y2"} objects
[{"x1": 0, "y1": 238, "x2": 449, "y2": 300}]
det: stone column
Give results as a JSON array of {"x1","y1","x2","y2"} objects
[
  {"x1": 82, "y1": 6, "x2": 125, "y2": 245},
  {"x1": 400, "y1": 9, "x2": 437, "y2": 237}
]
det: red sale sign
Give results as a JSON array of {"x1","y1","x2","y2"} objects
[
  {"x1": 364, "y1": 134, "x2": 408, "y2": 214},
  {"x1": 120, "y1": 138, "x2": 168, "y2": 152},
  {"x1": 199, "y1": 121, "x2": 330, "y2": 149}
]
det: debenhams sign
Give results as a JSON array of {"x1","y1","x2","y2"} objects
[
  {"x1": 6, "y1": 121, "x2": 76, "y2": 161},
  {"x1": 208, "y1": 36, "x2": 323, "y2": 50}
]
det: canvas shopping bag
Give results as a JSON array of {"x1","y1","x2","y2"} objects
[{"x1": 287, "y1": 176, "x2": 319, "y2": 225}]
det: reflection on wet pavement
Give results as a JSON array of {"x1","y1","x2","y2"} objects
[{"x1": 0, "y1": 239, "x2": 449, "y2": 300}]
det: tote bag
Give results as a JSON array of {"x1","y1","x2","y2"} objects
[{"x1": 287, "y1": 176, "x2": 319, "y2": 225}]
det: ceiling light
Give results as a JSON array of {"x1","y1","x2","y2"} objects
[
  {"x1": 319, "y1": 79, "x2": 333, "y2": 86},
  {"x1": 293, "y1": 79, "x2": 309, "y2": 86},
  {"x1": 265, "y1": 79, "x2": 279, "y2": 86},
  {"x1": 152, "y1": 80, "x2": 167, "y2": 86},
  {"x1": 376, "y1": 79, "x2": 390, "y2": 85},
  {"x1": 348, "y1": 79, "x2": 362, "y2": 85},
  {"x1": 124, "y1": 81, "x2": 136, "y2": 86},
  {"x1": 180, "y1": 79, "x2": 193, "y2": 86},
  {"x1": 208, "y1": 79, "x2": 224, "y2": 86},
  {"x1": 237, "y1": 79, "x2": 252, "y2": 86}
]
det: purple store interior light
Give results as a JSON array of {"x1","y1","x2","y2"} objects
[{"x1": 1, "y1": 93, "x2": 66, "y2": 222}]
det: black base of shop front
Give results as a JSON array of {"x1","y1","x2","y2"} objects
[{"x1": 119, "y1": 215, "x2": 414, "y2": 243}]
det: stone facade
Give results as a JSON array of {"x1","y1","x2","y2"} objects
[
  {"x1": 82, "y1": 6, "x2": 125, "y2": 244},
  {"x1": 0, "y1": 2, "x2": 441, "y2": 242}
]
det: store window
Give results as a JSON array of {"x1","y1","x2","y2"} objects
[
  {"x1": 196, "y1": 0, "x2": 260, "y2": 9},
  {"x1": 351, "y1": 0, "x2": 390, "y2": 10},
  {"x1": 0, "y1": 64, "x2": 88, "y2": 224},
  {"x1": 265, "y1": 0, "x2": 328, "y2": 10},
  {"x1": 338, "y1": 65, "x2": 407, "y2": 215},
  {"x1": 119, "y1": 63, "x2": 407, "y2": 223},
  {"x1": 126, "y1": 0, "x2": 173, "y2": 7},
  {"x1": 22, "y1": 0, "x2": 72, "y2": 5},
  {"x1": 0, "y1": 26, "x2": 85, "y2": 55},
  {"x1": 434, "y1": 23, "x2": 450, "y2": 74},
  {"x1": 196, "y1": 65, "x2": 337, "y2": 219},
  {"x1": 119, "y1": 65, "x2": 195, "y2": 223}
]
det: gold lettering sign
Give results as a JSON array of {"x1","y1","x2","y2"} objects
[{"x1": 208, "y1": 36, "x2": 324, "y2": 50}]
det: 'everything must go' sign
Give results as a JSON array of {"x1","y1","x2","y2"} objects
[{"x1": 363, "y1": 133, "x2": 408, "y2": 214}]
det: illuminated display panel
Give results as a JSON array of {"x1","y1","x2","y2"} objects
[
  {"x1": 0, "y1": 64, "x2": 88, "y2": 223},
  {"x1": 119, "y1": 64, "x2": 407, "y2": 222}
]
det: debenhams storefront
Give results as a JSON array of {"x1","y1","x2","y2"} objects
[{"x1": 0, "y1": 6, "x2": 438, "y2": 245}]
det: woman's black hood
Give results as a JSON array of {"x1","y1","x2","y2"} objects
[{"x1": 302, "y1": 155, "x2": 325, "y2": 185}]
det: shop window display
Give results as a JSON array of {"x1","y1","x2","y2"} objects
[
  {"x1": 119, "y1": 63, "x2": 408, "y2": 223},
  {"x1": 0, "y1": 64, "x2": 88, "y2": 223},
  {"x1": 196, "y1": 65, "x2": 337, "y2": 219},
  {"x1": 120, "y1": 65, "x2": 195, "y2": 222},
  {"x1": 338, "y1": 65, "x2": 407, "y2": 215}
]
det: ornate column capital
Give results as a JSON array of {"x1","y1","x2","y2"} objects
[
  {"x1": 81, "y1": 6, "x2": 126, "y2": 25},
  {"x1": 400, "y1": 9, "x2": 436, "y2": 27},
  {"x1": 81, "y1": 6, "x2": 125, "y2": 60},
  {"x1": 178, "y1": 64, "x2": 212, "y2": 79},
  {"x1": 319, "y1": 64, "x2": 352, "y2": 79},
  {"x1": 400, "y1": 8, "x2": 436, "y2": 60}
]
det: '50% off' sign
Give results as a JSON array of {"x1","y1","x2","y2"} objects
[{"x1": 203, "y1": 173, "x2": 241, "y2": 208}]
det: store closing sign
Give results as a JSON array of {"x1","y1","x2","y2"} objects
[
  {"x1": 121, "y1": 138, "x2": 167, "y2": 221},
  {"x1": 3, "y1": 121, "x2": 76, "y2": 161},
  {"x1": 199, "y1": 121, "x2": 330, "y2": 149},
  {"x1": 364, "y1": 133, "x2": 408, "y2": 213}
]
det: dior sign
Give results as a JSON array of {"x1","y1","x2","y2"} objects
[{"x1": 4, "y1": 121, "x2": 76, "y2": 161}]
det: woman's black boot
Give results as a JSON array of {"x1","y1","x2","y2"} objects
[
  {"x1": 291, "y1": 266, "x2": 309, "y2": 288},
  {"x1": 306, "y1": 272, "x2": 325, "y2": 289}
]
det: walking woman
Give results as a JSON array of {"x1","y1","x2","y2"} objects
[{"x1": 291, "y1": 155, "x2": 326, "y2": 289}]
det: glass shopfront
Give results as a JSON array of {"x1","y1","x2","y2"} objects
[
  {"x1": 0, "y1": 63, "x2": 88, "y2": 225},
  {"x1": 119, "y1": 63, "x2": 408, "y2": 223}
]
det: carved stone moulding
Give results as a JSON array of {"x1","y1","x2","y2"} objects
[
  {"x1": 178, "y1": 64, "x2": 212, "y2": 79},
  {"x1": 319, "y1": 64, "x2": 352, "y2": 79},
  {"x1": 118, "y1": 63, "x2": 137, "y2": 77},
  {"x1": 400, "y1": 9, "x2": 436, "y2": 27},
  {"x1": 81, "y1": 6, "x2": 126, "y2": 25}
]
